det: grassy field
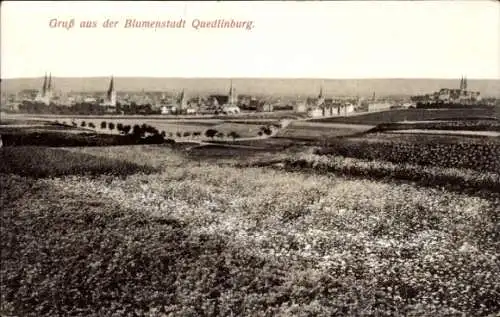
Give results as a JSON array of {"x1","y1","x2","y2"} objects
[
  {"x1": 1, "y1": 133, "x2": 499, "y2": 316},
  {"x1": 2, "y1": 114, "x2": 284, "y2": 139},
  {"x1": 275, "y1": 123, "x2": 375, "y2": 141}
]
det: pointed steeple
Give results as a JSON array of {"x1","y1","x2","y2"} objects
[
  {"x1": 42, "y1": 72, "x2": 47, "y2": 95},
  {"x1": 107, "y1": 76, "x2": 114, "y2": 95},
  {"x1": 178, "y1": 89, "x2": 185, "y2": 104},
  {"x1": 463, "y1": 76, "x2": 467, "y2": 90},
  {"x1": 47, "y1": 73, "x2": 52, "y2": 91},
  {"x1": 318, "y1": 84, "x2": 324, "y2": 99},
  {"x1": 228, "y1": 79, "x2": 236, "y2": 105}
]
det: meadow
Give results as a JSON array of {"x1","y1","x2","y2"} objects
[{"x1": 1, "y1": 128, "x2": 499, "y2": 316}]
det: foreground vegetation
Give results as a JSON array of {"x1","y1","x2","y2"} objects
[
  {"x1": 1, "y1": 145, "x2": 499, "y2": 316},
  {"x1": 314, "y1": 134, "x2": 500, "y2": 173}
]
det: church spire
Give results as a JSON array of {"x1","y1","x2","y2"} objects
[
  {"x1": 178, "y1": 88, "x2": 185, "y2": 106},
  {"x1": 42, "y1": 72, "x2": 47, "y2": 95},
  {"x1": 47, "y1": 73, "x2": 52, "y2": 91},
  {"x1": 107, "y1": 76, "x2": 114, "y2": 95},
  {"x1": 229, "y1": 79, "x2": 236, "y2": 104},
  {"x1": 319, "y1": 84, "x2": 323, "y2": 99}
]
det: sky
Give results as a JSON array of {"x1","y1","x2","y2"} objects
[{"x1": 1, "y1": 1, "x2": 499, "y2": 79}]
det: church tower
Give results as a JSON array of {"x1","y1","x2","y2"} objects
[
  {"x1": 317, "y1": 83, "x2": 325, "y2": 107},
  {"x1": 228, "y1": 79, "x2": 237, "y2": 105},
  {"x1": 36, "y1": 72, "x2": 52, "y2": 105},
  {"x1": 106, "y1": 76, "x2": 117, "y2": 106},
  {"x1": 46, "y1": 73, "x2": 53, "y2": 101},
  {"x1": 178, "y1": 89, "x2": 187, "y2": 110}
]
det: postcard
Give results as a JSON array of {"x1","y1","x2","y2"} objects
[{"x1": 1, "y1": 1, "x2": 499, "y2": 316}]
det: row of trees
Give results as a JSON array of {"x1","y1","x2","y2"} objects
[
  {"x1": 75, "y1": 120, "x2": 241, "y2": 140},
  {"x1": 59, "y1": 119, "x2": 278, "y2": 141},
  {"x1": 64, "y1": 120, "x2": 279, "y2": 140}
]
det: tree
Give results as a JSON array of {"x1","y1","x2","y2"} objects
[
  {"x1": 81, "y1": 121, "x2": 86, "y2": 127},
  {"x1": 228, "y1": 131, "x2": 240, "y2": 140},
  {"x1": 260, "y1": 126, "x2": 272, "y2": 136},
  {"x1": 183, "y1": 131, "x2": 191, "y2": 137},
  {"x1": 101, "y1": 121, "x2": 107, "y2": 129},
  {"x1": 216, "y1": 132, "x2": 224, "y2": 139},
  {"x1": 193, "y1": 131, "x2": 201, "y2": 137},
  {"x1": 117, "y1": 123, "x2": 124, "y2": 131},
  {"x1": 160, "y1": 131, "x2": 166, "y2": 138},
  {"x1": 88, "y1": 122, "x2": 95, "y2": 128},
  {"x1": 108, "y1": 122, "x2": 115, "y2": 130},
  {"x1": 123, "y1": 125, "x2": 131, "y2": 134},
  {"x1": 176, "y1": 132, "x2": 182, "y2": 138},
  {"x1": 205, "y1": 129, "x2": 218, "y2": 138},
  {"x1": 132, "y1": 124, "x2": 143, "y2": 138}
]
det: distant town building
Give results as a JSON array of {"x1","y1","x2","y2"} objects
[
  {"x1": 304, "y1": 85, "x2": 356, "y2": 117},
  {"x1": 35, "y1": 72, "x2": 53, "y2": 105},
  {"x1": 161, "y1": 105, "x2": 177, "y2": 114},
  {"x1": 411, "y1": 76, "x2": 481, "y2": 105},
  {"x1": 256, "y1": 102, "x2": 274, "y2": 112},
  {"x1": 101, "y1": 76, "x2": 117, "y2": 107},
  {"x1": 294, "y1": 101, "x2": 308, "y2": 113}
]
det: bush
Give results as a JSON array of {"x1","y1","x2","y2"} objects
[
  {"x1": 260, "y1": 126, "x2": 272, "y2": 135},
  {"x1": 205, "y1": 129, "x2": 218, "y2": 138},
  {"x1": 132, "y1": 125, "x2": 144, "y2": 138},
  {"x1": 228, "y1": 131, "x2": 240, "y2": 140}
]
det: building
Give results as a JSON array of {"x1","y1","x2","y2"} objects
[
  {"x1": 412, "y1": 76, "x2": 481, "y2": 105},
  {"x1": 256, "y1": 102, "x2": 274, "y2": 112},
  {"x1": 35, "y1": 72, "x2": 53, "y2": 105},
  {"x1": 177, "y1": 89, "x2": 187, "y2": 111},
  {"x1": 228, "y1": 80, "x2": 237, "y2": 106},
  {"x1": 217, "y1": 80, "x2": 241, "y2": 114},
  {"x1": 101, "y1": 76, "x2": 117, "y2": 107},
  {"x1": 161, "y1": 105, "x2": 177, "y2": 114},
  {"x1": 294, "y1": 101, "x2": 308, "y2": 113}
]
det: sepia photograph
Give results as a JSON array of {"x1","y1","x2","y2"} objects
[{"x1": 1, "y1": 1, "x2": 499, "y2": 316}]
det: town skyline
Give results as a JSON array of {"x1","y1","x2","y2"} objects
[{"x1": 3, "y1": 76, "x2": 500, "y2": 98}]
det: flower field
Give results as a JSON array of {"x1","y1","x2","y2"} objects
[
  {"x1": 1, "y1": 144, "x2": 499, "y2": 316},
  {"x1": 315, "y1": 135, "x2": 500, "y2": 173}
]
